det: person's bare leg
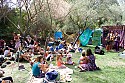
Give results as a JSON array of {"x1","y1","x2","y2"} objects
[{"x1": 78, "y1": 65, "x2": 86, "y2": 72}]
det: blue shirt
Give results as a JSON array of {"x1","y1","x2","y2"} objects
[
  {"x1": 58, "y1": 44, "x2": 63, "y2": 49},
  {"x1": 32, "y1": 62, "x2": 40, "y2": 77}
]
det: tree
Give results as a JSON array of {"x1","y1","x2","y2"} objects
[
  {"x1": 28, "y1": 0, "x2": 71, "y2": 38},
  {"x1": 62, "y1": 0, "x2": 121, "y2": 32},
  {"x1": 0, "y1": 0, "x2": 19, "y2": 41}
]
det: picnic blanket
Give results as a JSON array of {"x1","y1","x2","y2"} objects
[{"x1": 27, "y1": 67, "x2": 73, "y2": 83}]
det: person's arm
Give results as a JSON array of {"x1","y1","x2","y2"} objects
[
  {"x1": 79, "y1": 57, "x2": 84, "y2": 64},
  {"x1": 39, "y1": 63, "x2": 49, "y2": 73}
]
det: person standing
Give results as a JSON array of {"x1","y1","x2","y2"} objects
[
  {"x1": 13, "y1": 32, "x2": 21, "y2": 51},
  {"x1": 105, "y1": 33, "x2": 110, "y2": 51},
  {"x1": 109, "y1": 31, "x2": 115, "y2": 50},
  {"x1": 114, "y1": 32, "x2": 120, "y2": 52}
]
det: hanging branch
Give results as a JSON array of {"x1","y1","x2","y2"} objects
[
  {"x1": 22, "y1": 0, "x2": 32, "y2": 34},
  {"x1": 6, "y1": 16, "x2": 23, "y2": 34},
  {"x1": 0, "y1": 3, "x2": 17, "y2": 20},
  {"x1": 73, "y1": 16, "x2": 88, "y2": 46}
]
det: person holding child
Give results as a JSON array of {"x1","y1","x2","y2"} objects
[
  {"x1": 86, "y1": 49, "x2": 100, "y2": 71},
  {"x1": 78, "y1": 50, "x2": 89, "y2": 72}
]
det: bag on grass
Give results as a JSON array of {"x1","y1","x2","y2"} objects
[
  {"x1": 95, "y1": 46, "x2": 104, "y2": 55},
  {"x1": 45, "y1": 70, "x2": 58, "y2": 81}
]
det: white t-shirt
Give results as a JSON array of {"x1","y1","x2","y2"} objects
[{"x1": 4, "y1": 50, "x2": 10, "y2": 57}]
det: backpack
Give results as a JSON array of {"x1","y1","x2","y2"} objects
[
  {"x1": 100, "y1": 50, "x2": 104, "y2": 55},
  {"x1": 95, "y1": 46, "x2": 104, "y2": 55},
  {"x1": 45, "y1": 70, "x2": 58, "y2": 81}
]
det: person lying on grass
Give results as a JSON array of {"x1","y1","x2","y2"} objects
[
  {"x1": 78, "y1": 50, "x2": 89, "y2": 72},
  {"x1": 65, "y1": 51, "x2": 75, "y2": 65},
  {"x1": 56, "y1": 52, "x2": 66, "y2": 69}
]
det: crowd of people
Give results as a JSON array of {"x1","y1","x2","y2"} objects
[
  {"x1": 0, "y1": 32, "x2": 101, "y2": 82},
  {"x1": 105, "y1": 31, "x2": 120, "y2": 52}
]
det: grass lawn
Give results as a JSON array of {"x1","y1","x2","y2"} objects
[
  {"x1": 1, "y1": 45, "x2": 125, "y2": 83},
  {"x1": 69, "y1": 45, "x2": 125, "y2": 83}
]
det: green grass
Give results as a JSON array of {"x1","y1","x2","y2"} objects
[
  {"x1": 2, "y1": 45, "x2": 125, "y2": 83},
  {"x1": 66, "y1": 45, "x2": 125, "y2": 83}
]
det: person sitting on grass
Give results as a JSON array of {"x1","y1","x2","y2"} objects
[
  {"x1": 34, "y1": 43, "x2": 44, "y2": 55},
  {"x1": 39, "y1": 56, "x2": 49, "y2": 77},
  {"x1": 3, "y1": 46, "x2": 11, "y2": 57},
  {"x1": 56, "y1": 52, "x2": 66, "y2": 69},
  {"x1": 86, "y1": 49, "x2": 100, "y2": 71},
  {"x1": 78, "y1": 50, "x2": 89, "y2": 72},
  {"x1": 32, "y1": 55, "x2": 49, "y2": 78},
  {"x1": 65, "y1": 51, "x2": 75, "y2": 65},
  {"x1": 68, "y1": 42, "x2": 75, "y2": 52},
  {"x1": 19, "y1": 48, "x2": 32, "y2": 62},
  {"x1": 46, "y1": 51, "x2": 54, "y2": 61}
]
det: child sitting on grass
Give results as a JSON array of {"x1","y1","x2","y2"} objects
[
  {"x1": 56, "y1": 52, "x2": 66, "y2": 69},
  {"x1": 78, "y1": 50, "x2": 89, "y2": 72},
  {"x1": 65, "y1": 51, "x2": 75, "y2": 65}
]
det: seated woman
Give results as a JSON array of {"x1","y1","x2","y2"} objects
[
  {"x1": 68, "y1": 42, "x2": 75, "y2": 52},
  {"x1": 34, "y1": 43, "x2": 44, "y2": 55},
  {"x1": 56, "y1": 52, "x2": 66, "y2": 69},
  {"x1": 32, "y1": 55, "x2": 48, "y2": 78},
  {"x1": 3, "y1": 46, "x2": 11, "y2": 57},
  {"x1": 86, "y1": 49, "x2": 100, "y2": 71},
  {"x1": 78, "y1": 50, "x2": 89, "y2": 72},
  {"x1": 65, "y1": 51, "x2": 74, "y2": 65},
  {"x1": 8, "y1": 40, "x2": 15, "y2": 55},
  {"x1": 28, "y1": 39, "x2": 35, "y2": 53},
  {"x1": 19, "y1": 48, "x2": 32, "y2": 62}
]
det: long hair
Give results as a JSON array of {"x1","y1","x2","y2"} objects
[
  {"x1": 82, "y1": 50, "x2": 86, "y2": 57},
  {"x1": 86, "y1": 48, "x2": 93, "y2": 56},
  {"x1": 37, "y1": 55, "x2": 43, "y2": 62}
]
